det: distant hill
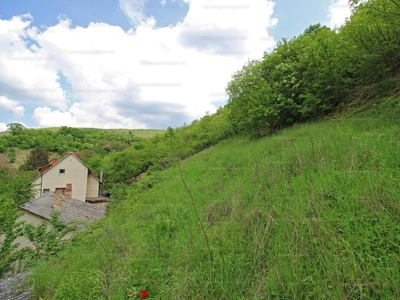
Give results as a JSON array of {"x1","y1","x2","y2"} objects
[
  {"x1": 98, "y1": 129, "x2": 165, "y2": 138},
  {"x1": 0, "y1": 127, "x2": 165, "y2": 138},
  {"x1": 0, "y1": 127, "x2": 166, "y2": 170}
]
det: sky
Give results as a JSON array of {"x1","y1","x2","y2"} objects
[{"x1": 0, "y1": 0, "x2": 351, "y2": 131}]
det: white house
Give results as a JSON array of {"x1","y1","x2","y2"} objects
[
  {"x1": 29, "y1": 152, "x2": 102, "y2": 202},
  {"x1": 0, "y1": 153, "x2": 106, "y2": 251}
]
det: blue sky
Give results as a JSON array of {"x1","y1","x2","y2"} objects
[{"x1": 0, "y1": 0, "x2": 351, "y2": 130}]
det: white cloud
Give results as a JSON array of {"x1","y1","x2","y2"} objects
[
  {"x1": 0, "y1": 96, "x2": 25, "y2": 116},
  {"x1": 33, "y1": 107, "x2": 72, "y2": 127},
  {"x1": 329, "y1": 0, "x2": 351, "y2": 29},
  {"x1": 0, "y1": 122, "x2": 7, "y2": 132},
  {"x1": 119, "y1": 0, "x2": 149, "y2": 26},
  {"x1": 0, "y1": 14, "x2": 68, "y2": 110},
  {"x1": 33, "y1": 104, "x2": 146, "y2": 129},
  {"x1": 1, "y1": 0, "x2": 277, "y2": 129}
]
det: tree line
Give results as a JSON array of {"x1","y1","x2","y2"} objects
[
  {"x1": 226, "y1": 0, "x2": 400, "y2": 136},
  {"x1": 0, "y1": 106, "x2": 233, "y2": 187},
  {"x1": 0, "y1": 124, "x2": 141, "y2": 156}
]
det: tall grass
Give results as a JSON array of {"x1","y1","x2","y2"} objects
[{"x1": 30, "y1": 117, "x2": 400, "y2": 299}]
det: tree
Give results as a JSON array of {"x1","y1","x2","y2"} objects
[
  {"x1": 24, "y1": 148, "x2": 49, "y2": 171},
  {"x1": 226, "y1": 59, "x2": 278, "y2": 136},
  {"x1": 0, "y1": 198, "x2": 73, "y2": 277},
  {"x1": 0, "y1": 196, "x2": 25, "y2": 277},
  {"x1": 343, "y1": 0, "x2": 400, "y2": 84},
  {"x1": 0, "y1": 167, "x2": 35, "y2": 276},
  {"x1": 0, "y1": 167, "x2": 35, "y2": 205},
  {"x1": 6, "y1": 123, "x2": 26, "y2": 136}
]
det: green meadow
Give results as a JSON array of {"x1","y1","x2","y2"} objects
[{"x1": 30, "y1": 115, "x2": 400, "y2": 299}]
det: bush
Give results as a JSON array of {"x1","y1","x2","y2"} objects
[{"x1": 52, "y1": 269, "x2": 105, "y2": 300}]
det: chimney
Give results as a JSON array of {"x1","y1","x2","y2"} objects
[
  {"x1": 53, "y1": 190, "x2": 63, "y2": 210},
  {"x1": 51, "y1": 158, "x2": 57, "y2": 165},
  {"x1": 65, "y1": 183, "x2": 72, "y2": 202}
]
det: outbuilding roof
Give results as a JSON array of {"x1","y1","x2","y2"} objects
[{"x1": 19, "y1": 194, "x2": 106, "y2": 223}]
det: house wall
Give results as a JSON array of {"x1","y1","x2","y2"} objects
[
  {"x1": 0, "y1": 213, "x2": 73, "y2": 251},
  {"x1": 40, "y1": 156, "x2": 89, "y2": 201},
  {"x1": 87, "y1": 173, "x2": 100, "y2": 198},
  {"x1": 13, "y1": 213, "x2": 49, "y2": 249},
  {"x1": 0, "y1": 214, "x2": 49, "y2": 250}
]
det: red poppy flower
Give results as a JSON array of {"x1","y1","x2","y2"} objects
[{"x1": 140, "y1": 290, "x2": 148, "y2": 299}]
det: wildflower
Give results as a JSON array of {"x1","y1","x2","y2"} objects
[{"x1": 140, "y1": 290, "x2": 148, "y2": 299}]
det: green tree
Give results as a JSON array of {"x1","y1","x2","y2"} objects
[
  {"x1": 24, "y1": 148, "x2": 49, "y2": 171},
  {"x1": 23, "y1": 211, "x2": 74, "y2": 264},
  {"x1": 6, "y1": 147, "x2": 16, "y2": 163},
  {"x1": 0, "y1": 168, "x2": 35, "y2": 276},
  {"x1": 6, "y1": 123, "x2": 26, "y2": 136},
  {"x1": 261, "y1": 24, "x2": 347, "y2": 123},
  {"x1": 0, "y1": 198, "x2": 73, "y2": 277},
  {"x1": 0, "y1": 196, "x2": 25, "y2": 277},
  {"x1": 343, "y1": 0, "x2": 400, "y2": 85},
  {"x1": 226, "y1": 59, "x2": 277, "y2": 136},
  {"x1": 0, "y1": 167, "x2": 34, "y2": 205}
]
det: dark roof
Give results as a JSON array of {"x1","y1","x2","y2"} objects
[{"x1": 19, "y1": 194, "x2": 106, "y2": 223}]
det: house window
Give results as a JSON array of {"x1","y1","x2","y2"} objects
[
  {"x1": 59, "y1": 169, "x2": 65, "y2": 174},
  {"x1": 43, "y1": 189, "x2": 50, "y2": 194}
]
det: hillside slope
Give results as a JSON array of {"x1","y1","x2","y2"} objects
[
  {"x1": 30, "y1": 114, "x2": 400, "y2": 299},
  {"x1": 0, "y1": 154, "x2": 14, "y2": 170}
]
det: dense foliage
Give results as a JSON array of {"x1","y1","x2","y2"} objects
[
  {"x1": 0, "y1": 126, "x2": 141, "y2": 154},
  {"x1": 0, "y1": 168, "x2": 35, "y2": 206},
  {"x1": 0, "y1": 110, "x2": 233, "y2": 188},
  {"x1": 94, "y1": 108, "x2": 233, "y2": 186},
  {"x1": 0, "y1": 195, "x2": 24, "y2": 277},
  {"x1": 226, "y1": 0, "x2": 400, "y2": 136}
]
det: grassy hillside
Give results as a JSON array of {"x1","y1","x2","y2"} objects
[
  {"x1": 29, "y1": 112, "x2": 400, "y2": 299},
  {"x1": 10, "y1": 149, "x2": 32, "y2": 169},
  {"x1": 0, "y1": 153, "x2": 14, "y2": 170}
]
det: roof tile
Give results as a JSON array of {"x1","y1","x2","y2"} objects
[{"x1": 19, "y1": 194, "x2": 106, "y2": 223}]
